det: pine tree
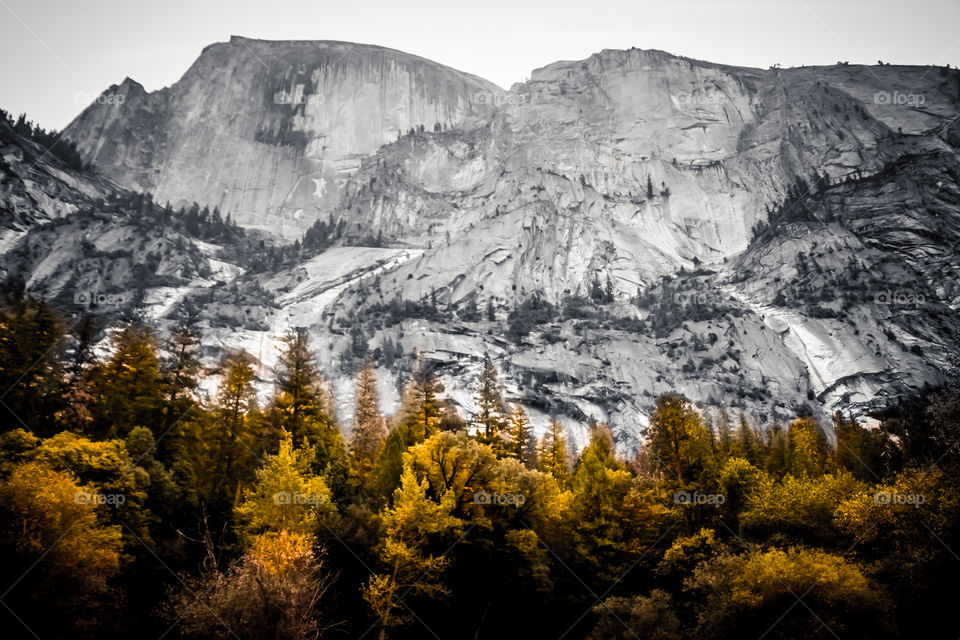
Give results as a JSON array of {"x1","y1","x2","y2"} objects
[
  {"x1": 368, "y1": 361, "x2": 445, "y2": 502},
  {"x1": 403, "y1": 360, "x2": 444, "y2": 440},
  {"x1": 506, "y1": 405, "x2": 536, "y2": 466},
  {"x1": 161, "y1": 325, "x2": 201, "y2": 428},
  {"x1": 833, "y1": 411, "x2": 877, "y2": 480},
  {"x1": 787, "y1": 417, "x2": 829, "y2": 476},
  {"x1": 571, "y1": 424, "x2": 634, "y2": 578},
  {"x1": 644, "y1": 393, "x2": 716, "y2": 485},
  {"x1": 57, "y1": 314, "x2": 97, "y2": 432},
  {"x1": 0, "y1": 295, "x2": 66, "y2": 434},
  {"x1": 736, "y1": 410, "x2": 758, "y2": 464},
  {"x1": 214, "y1": 350, "x2": 259, "y2": 502},
  {"x1": 350, "y1": 359, "x2": 387, "y2": 482},
  {"x1": 538, "y1": 419, "x2": 570, "y2": 483},
  {"x1": 473, "y1": 356, "x2": 507, "y2": 454},
  {"x1": 590, "y1": 273, "x2": 605, "y2": 302},
  {"x1": 235, "y1": 432, "x2": 335, "y2": 545},
  {"x1": 716, "y1": 406, "x2": 735, "y2": 458},
  {"x1": 88, "y1": 325, "x2": 166, "y2": 438},
  {"x1": 271, "y1": 329, "x2": 347, "y2": 490}
]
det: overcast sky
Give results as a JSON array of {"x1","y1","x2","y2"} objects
[{"x1": 2, "y1": 0, "x2": 959, "y2": 130}]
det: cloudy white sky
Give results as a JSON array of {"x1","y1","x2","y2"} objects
[{"x1": 2, "y1": 0, "x2": 959, "y2": 130}]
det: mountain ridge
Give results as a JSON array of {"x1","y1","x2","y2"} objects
[{"x1": 3, "y1": 39, "x2": 958, "y2": 451}]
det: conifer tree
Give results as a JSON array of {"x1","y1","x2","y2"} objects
[
  {"x1": 644, "y1": 393, "x2": 716, "y2": 485},
  {"x1": 161, "y1": 325, "x2": 201, "y2": 431},
  {"x1": 350, "y1": 359, "x2": 387, "y2": 482},
  {"x1": 833, "y1": 411, "x2": 877, "y2": 480},
  {"x1": 538, "y1": 419, "x2": 570, "y2": 483},
  {"x1": 787, "y1": 417, "x2": 829, "y2": 477},
  {"x1": 271, "y1": 329, "x2": 347, "y2": 490},
  {"x1": 363, "y1": 467, "x2": 461, "y2": 639},
  {"x1": 402, "y1": 360, "x2": 444, "y2": 440},
  {"x1": 213, "y1": 351, "x2": 259, "y2": 501},
  {"x1": 0, "y1": 295, "x2": 66, "y2": 434},
  {"x1": 368, "y1": 360, "x2": 444, "y2": 502},
  {"x1": 736, "y1": 410, "x2": 758, "y2": 464},
  {"x1": 473, "y1": 356, "x2": 506, "y2": 453},
  {"x1": 571, "y1": 424, "x2": 634, "y2": 578},
  {"x1": 715, "y1": 406, "x2": 734, "y2": 458},
  {"x1": 508, "y1": 405, "x2": 536, "y2": 467},
  {"x1": 235, "y1": 432, "x2": 334, "y2": 545},
  {"x1": 88, "y1": 325, "x2": 166, "y2": 438}
]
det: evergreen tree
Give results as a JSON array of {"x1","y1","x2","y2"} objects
[
  {"x1": 644, "y1": 393, "x2": 716, "y2": 485},
  {"x1": 571, "y1": 424, "x2": 635, "y2": 578},
  {"x1": 213, "y1": 351, "x2": 260, "y2": 503},
  {"x1": 88, "y1": 325, "x2": 166, "y2": 438},
  {"x1": 508, "y1": 405, "x2": 536, "y2": 467},
  {"x1": 735, "y1": 410, "x2": 759, "y2": 464},
  {"x1": 368, "y1": 361, "x2": 445, "y2": 502},
  {"x1": 349, "y1": 359, "x2": 387, "y2": 483},
  {"x1": 161, "y1": 325, "x2": 201, "y2": 428},
  {"x1": 538, "y1": 419, "x2": 570, "y2": 483},
  {"x1": 473, "y1": 356, "x2": 507, "y2": 454},
  {"x1": 787, "y1": 417, "x2": 829, "y2": 477},
  {"x1": 715, "y1": 406, "x2": 734, "y2": 458},
  {"x1": 271, "y1": 329, "x2": 347, "y2": 491},
  {"x1": 363, "y1": 467, "x2": 462, "y2": 639},
  {"x1": 235, "y1": 432, "x2": 335, "y2": 545},
  {"x1": 0, "y1": 295, "x2": 66, "y2": 434}
]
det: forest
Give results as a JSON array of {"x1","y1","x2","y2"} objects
[{"x1": 0, "y1": 288, "x2": 958, "y2": 640}]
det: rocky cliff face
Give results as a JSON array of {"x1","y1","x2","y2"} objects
[
  {"x1": 63, "y1": 36, "x2": 501, "y2": 237},
  {"x1": 10, "y1": 41, "x2": 960, "y2": 450}
]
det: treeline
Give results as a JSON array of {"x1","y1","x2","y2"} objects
[
  {"x1": 0, "y1": 108, "x2": 92, "y2": 172},
  {"x1": 101, "y1": 191, "x2": 244, "y2": 244},
  {"x1": 0, "y1": 292, "x2": 958, "y2": 640}
]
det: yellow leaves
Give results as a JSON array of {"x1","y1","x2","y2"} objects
[
  {"x1": 365, "y1": 464, "x2": 462, "y2": 633},
  {"x1": 236, "y1": 433, "x2": 335, "y2": 545},
  {"x1": 787, "y1": 417, "x2": 830, "y2": 476},
  {"x1": 362, "y1": 574, "x2": 397, "y2": 620},
  {"x1": 251, "y1": 530, "x2": 314, "y2": 576},
  {"x1": 0, "y1": 460, "x2": 122, "y2": 592},
  {"x1": 384, "y1": 468, "x2": 462, "y2": 543},
  {"x1": 731, "y1": 547, "x2": 873, "y2": 606},
  {"x1": 661, "y1": 528, "x2": 720, "y2": 571},
  {"x1": 740, "y1": 471, "x2": 865, "y2": 539},
  {"x1": 404, "y1": 430, "x2": 499, "y2": 512},
  {"x1": 685, "y1": 545, "x2": 886, "y2": 637},
  {"x1": 835, "y1": 467, "x2": 957, "y2": 551}
]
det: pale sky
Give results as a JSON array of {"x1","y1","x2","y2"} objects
[{"x1": 2, "y1": 0, "x2": 959, "y2": 130}]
